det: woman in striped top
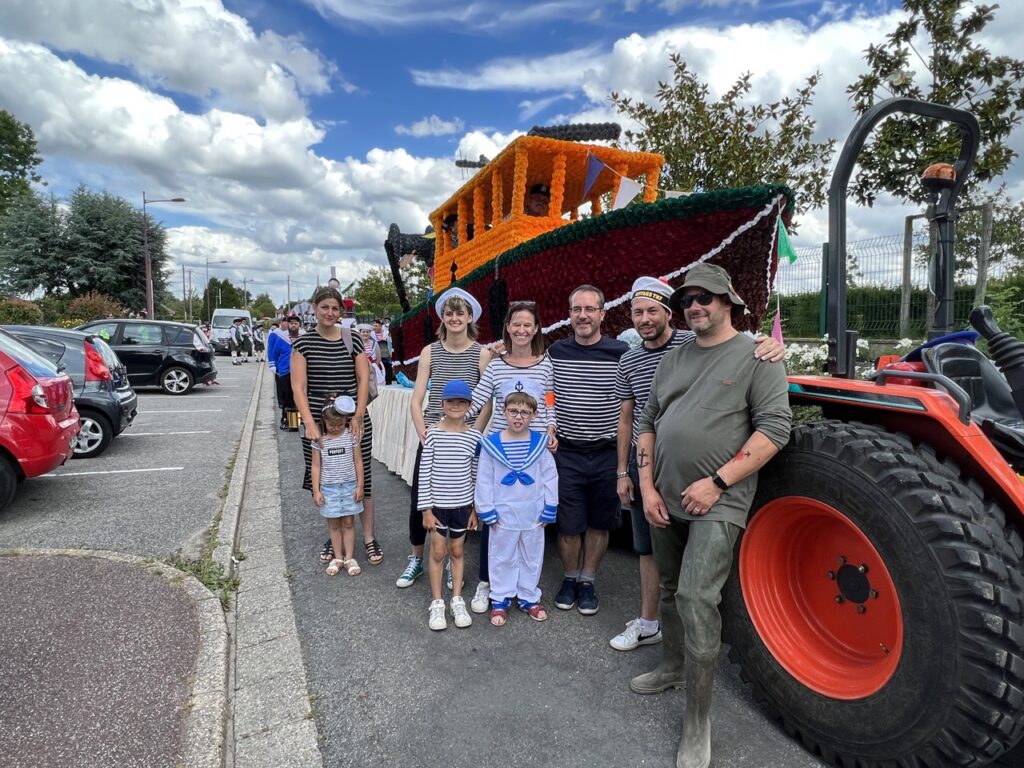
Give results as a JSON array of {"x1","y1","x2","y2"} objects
[
  {"x1": 291, "y1": 286, "x2": 382, "y2": 566},
  {"x1": 464, "y1": 300, "x2": 556, "y2": 613},
  {"x1": 396, "y1": 287, "x2": 493, "y2": 589}
]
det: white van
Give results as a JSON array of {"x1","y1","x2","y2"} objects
[{"x1": 209, "y1": 308, "x2": 253, "y2": 355}]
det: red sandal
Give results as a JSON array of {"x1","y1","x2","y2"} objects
[{"x1": 490, "y1": 608, "x2": 508, "y2": 627}]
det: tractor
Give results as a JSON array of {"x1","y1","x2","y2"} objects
[{"x1": 722, "y1": 99, "x2": 1024, "y2": 767}]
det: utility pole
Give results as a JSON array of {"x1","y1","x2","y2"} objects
[
  {"x1": 181, "y1": 264, "x2": 187, "y2": 321},
  {"x1": 287, "y1": 275, "x2": 291, "y2": 307},
  {"x1": 242, "y1": 276, "x2": 248, "y2": 308},
  {"x1": 187, "y1": 269, "x2": 194, "y2": 323}
]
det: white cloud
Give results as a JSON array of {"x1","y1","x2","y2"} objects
[
  {"x1": 395, "y1": 115, "x2": 465, "y2": 137},
  {"x1": 519, "y1": 93, "x2": 575, "y2": 121},
  {"x1": 411, "y1": 45, "x2": 604, "y2": 91},
  {"x1": 2, "y1": 0, "x2": 342, "y2": 120},
  {"x1": 308, "y1": 0, "x2": 611, "y2": 29}
]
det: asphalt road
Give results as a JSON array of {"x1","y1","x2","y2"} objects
[
  {"x1": 277, "y1": 433, "x2": 828, "y2": 768},
  {"x1": 0, "y1": 359, "x2": 260, "y2": 559}
]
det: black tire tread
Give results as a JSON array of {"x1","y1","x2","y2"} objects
[{"x1": 728, "y1": 419, "x2": 1024, "y2": 768}]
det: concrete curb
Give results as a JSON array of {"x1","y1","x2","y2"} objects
[
  {"x1": 232, "y1": 368, "x2": 324, "y2": 768},
  {"x1": 0, "y1": 547, "x2": 228, "y2": 768},
  {"x1": 213, "y1": 361, "x2": 265, "y2": 579}
]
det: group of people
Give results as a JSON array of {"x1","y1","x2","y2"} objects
[{"x1": 283, "y1": 265, "x2": 791, "y2": 768}]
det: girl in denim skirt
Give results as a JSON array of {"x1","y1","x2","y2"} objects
[{"x1": 311, "y1": 394, "x2": 365, "y2": 576}]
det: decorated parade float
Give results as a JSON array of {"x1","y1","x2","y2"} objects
[
  {"x1": 378, "y1": 107, "x2": 1024, "y2": 768},
  {"x1": 383, "y1": 125, "x2": 793, "y2": 367}
]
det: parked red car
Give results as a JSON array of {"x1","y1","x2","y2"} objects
[{"x1": 0, "y1": 329, "x2": 80, "y2": 510}]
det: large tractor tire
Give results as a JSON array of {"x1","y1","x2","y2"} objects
[{"x1": 723, "y1": 420, "x2": 1024, "y2": 767}]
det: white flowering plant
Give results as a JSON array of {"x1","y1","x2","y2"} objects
[{"x1": 783, "y1": 336, "x2": 923, "y2": 379}]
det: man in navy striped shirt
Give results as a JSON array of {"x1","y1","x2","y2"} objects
[{"x1": 548, "y1": 284, "x2": 628, "y2": 616}]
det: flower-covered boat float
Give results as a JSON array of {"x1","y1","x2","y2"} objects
[{"x1": 384, "y1": 125, "x2": 795, "y2": 369}]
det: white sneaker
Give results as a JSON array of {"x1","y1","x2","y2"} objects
[
  {"x1": 428, "y1": 599, "x2": 447, "y2": 631},
  {"x1": 470, "y1": 581, "x2": 490, "y2": 614},
  {"x1": 450, "y1": 596, "x2": 472, "y2": 628},
  {"x1": 610, "y1": 618, "x2": 663, "y2": 652}
]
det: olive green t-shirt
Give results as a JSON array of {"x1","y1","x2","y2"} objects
[{"x1": 636, "y1": 333, "x2": 791, "y2": 528}]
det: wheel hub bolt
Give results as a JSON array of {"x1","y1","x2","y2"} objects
[
  {"x1": 827, "y1": 571, "x2": 836, "y2": 580},
  {"x1": 869, "y1": 589, "x2": 879, "y2": 599},
  {"x1": 858, "y1": 564, "x2": 869, "y2": 574},
  {"x1": 835, "y1": 595, "x2": 844, "y2": 604},
  {"x1": 856, "y1": 605, "x2": 867, "y2": 614}
]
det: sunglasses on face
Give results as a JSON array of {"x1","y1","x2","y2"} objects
[{"x1": 678, "y1": 291, "x2": 716, "y2": 309}]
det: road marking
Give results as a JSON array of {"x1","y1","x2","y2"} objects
[
  {"x1": 121, "y1": 430, "x2": 214, "y2": 437},
  {"x1": 135, "y1": 409, "x2": 224, "y2": 414},
  {"x1": 42, "y1": 467, "x2": 184, "y2": 478}
]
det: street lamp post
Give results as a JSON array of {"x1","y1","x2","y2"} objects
[
  {"x1": 205, "y1": 257, "x2": 229, "y2": 323},
  {"x1": 142, "y1": 193, "x2": 186, "y2": 320}
]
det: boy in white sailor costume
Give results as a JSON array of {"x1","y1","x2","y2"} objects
[{"x1": 475, "y1": 380, "x2": 558, "y2": 625}]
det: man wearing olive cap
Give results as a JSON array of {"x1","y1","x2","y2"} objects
[{"x1": 635, "y1": 262, "x2": 791, "y2": 768}]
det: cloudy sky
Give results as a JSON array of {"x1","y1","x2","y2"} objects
[{"x1": 1, "y1": 0, "x2": 1021, "y2": 308}]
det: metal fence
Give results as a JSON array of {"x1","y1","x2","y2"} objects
[{"x1": 774, "y1": 226, "x2": 1021, "y2": 339}]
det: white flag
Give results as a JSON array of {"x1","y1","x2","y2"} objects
[{"x1": 613, "y1": 177, "x2": 643, "y2": 210}]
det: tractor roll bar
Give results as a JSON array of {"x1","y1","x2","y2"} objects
[{"x1": 826, "y1": 99, "x2": 981, "y2": 378}]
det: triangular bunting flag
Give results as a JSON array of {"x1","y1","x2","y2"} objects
[
  {"x1": 771, "y1": 312, "x2": 784, "y2": 344},
  {"x1": 777, "y1": 218, "x2": 798, "y2": 264},
  {"x1": 582, "y1": 154, "x2": 605, "y2": 199},
  {"x1": 612, "y1": 177, "x2": 643, "y2": 210},
  {"x1": 665, "y1": 190, "x2": 687, "y2": 199}
]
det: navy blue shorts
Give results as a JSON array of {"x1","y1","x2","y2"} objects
[
  {"x1": 554, "y1": 445, "x2": 620, "y2": 536},
  {"x1": 430, "y1": 506, "x2": 473, "y2": 540}
]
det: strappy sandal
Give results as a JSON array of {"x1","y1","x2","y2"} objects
[
  {"x1": 490, "y1": 608, "x2": 508, "y2": 627},
  {"x1": 364, "y1": 539, "x2": 384, "y2": 565},
  {"x1": 319, "y1": 540, "x2": 334, "y2": 563},
  {"x1": 325, "y1": 558, "x2": 344, "y2": 576},
  {"x1": 345, "y1": 558, "x2": 362, "y2": 576},
  {"x1": 522, "y1": 603, "x2": 548, "y2": 622}
]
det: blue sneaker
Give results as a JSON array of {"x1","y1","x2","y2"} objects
[
  {"x1": 395, "y1": 556, "x2": 423, "y2": 588},
  {"x1": 577, "y1": 581, "x2": 599, "y2": 615},
  {"x1": 554, "y1": 577, "x2": 578, "y2": 610}
]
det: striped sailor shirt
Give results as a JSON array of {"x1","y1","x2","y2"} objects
[
  {"x1": 417, "y1": 426, "x2": 482, "y2": 509},
  {"x1": 548, "y1": 335, "x2": 629, "y2": 448},
  {"x1": 468, "y1": 355, "x2": 555, "y2": 435},
  {"x1": 615, "y1": 329, "x2": 695, "y2": 445},
  {"x1": 423, "y1": 341, "x2": 484, "y2": 426}
]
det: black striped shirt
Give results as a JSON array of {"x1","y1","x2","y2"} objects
[
  {"x1": 417, "y1": 427, "x2": 482, "y2": 508},
  {"x1": 615, "y1": 329, "x2": 695, "y2": 445},
  {"x1": 423, "y1": 340, "x2": 483, "y2": 426},
  {"x1": 548, "y1": 335, "x2": 628, "y2": 447}
]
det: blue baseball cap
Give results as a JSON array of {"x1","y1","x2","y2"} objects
[{"x1": 441, "y1": 380, "x2": 473, "y2": 401}]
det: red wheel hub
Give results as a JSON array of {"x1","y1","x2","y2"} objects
[{"x1": 740, "y1": 496, "x2": 903, "y2": 699}]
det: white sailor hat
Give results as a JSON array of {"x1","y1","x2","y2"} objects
[
  {"x1": 499, "y1": 376, "x2": 545, "y2": 406},
  {"x1": 630, "y1": 276, "x2": 673, "y2": 309},
  {"x1": 435, "y1": 286, "x2": 482, "y2": 322}
]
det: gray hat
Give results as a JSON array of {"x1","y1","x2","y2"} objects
[
  {"x1": 668, "y1": 263, "x2": 746, "y2": 316},
  {"x1": 630, "y1": 276, "x2": 672, "y2": 309}
]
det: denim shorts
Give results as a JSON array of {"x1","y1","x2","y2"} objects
[{"x1": 320, "y1": 481, "x2": 363, "y2": 519}]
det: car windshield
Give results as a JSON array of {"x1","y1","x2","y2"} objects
[
  {"x1": 212, "y1": 315, "x2": 241, "y2": 328},
  {"x1": 0, "y1": 329, "x2": 60, "y2": 378}
]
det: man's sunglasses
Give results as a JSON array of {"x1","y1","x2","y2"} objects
[{"x1": 678, "y1": 291, "x2": 716, "y2": 309}]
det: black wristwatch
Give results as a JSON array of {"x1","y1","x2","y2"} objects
[{"x1": 711, "y1": 472, "x2": 730, "y2": 491}]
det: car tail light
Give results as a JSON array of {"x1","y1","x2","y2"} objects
[
  {"x1": 5, "y1": 364, "x2": 52, "y2": 414},
  {"x1": 85, "y1": 342, "x2": 113, "y2": 381}
]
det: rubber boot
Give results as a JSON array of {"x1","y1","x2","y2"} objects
[
  {"x1": 629, "y1": 607, "x2": 685, "y2": 694},
  {"x1": 676, "y1": 655, "x2": 715, "y2": 768}
]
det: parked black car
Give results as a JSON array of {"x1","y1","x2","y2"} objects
[
  {"x1": 2, "y1": 325, "x2": 138, "y2": 458},
  {"x1": 76, "y1": 319, "x2": 217, "y2": 395}
]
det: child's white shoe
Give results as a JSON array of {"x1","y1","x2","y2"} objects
[
  {"x1": 471, "y1": 581, "x2": 490, "y2": 614},
  {"x1": 450, "y1": 596, "x2": 472, "y2": 628},
  {"x1": 428, "y1": 599, "x2": 447, "y2": 631}
]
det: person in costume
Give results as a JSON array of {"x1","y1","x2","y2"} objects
[
  {"x1": 418, "y1": 380, "x2": 482, "y2": 631},
  {"x1": 464, "y1": 299, "x2": 556, "y2": 614},
  {"x1": 475, "y1": 381, "x2": 558, "y2": 626},
  {"x1": 396, "y1": 286, "x2": 492, "y2": 589}
]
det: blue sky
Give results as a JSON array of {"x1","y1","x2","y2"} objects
[{"x1": 1, "y1": 0, "x2": 1020, "y2": 307}]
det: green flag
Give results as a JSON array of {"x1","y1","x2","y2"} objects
[{"x1": 777, "y1": 218, "x2": 797, "y2": 264}]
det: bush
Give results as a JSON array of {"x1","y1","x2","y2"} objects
[
  {"x1": 66, "y1": 291, "x2": 125, "y2": 323},
  {"x1": 0, "y1": 298, "x2": 44, "y2": 325}
]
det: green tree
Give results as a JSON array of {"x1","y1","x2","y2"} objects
[
  {"x1": 955, "y1": 188, "x2": 1024, "y2": 272},
  {"x1": 0, "y1": 111, "x2": 44, "y2": 215},
  {"x1": 0, "y1": 191, "x2": 65, "y2": 295},
  {"x1": 351, "y1": 266, "x2": 403, "y2": 318},
  {"x1": 250, "y1": 291, "x2": 276, "y2": 319},
  {"x1": 201, "y1": 277, "x2": 244, "y2": 319},
  {"x1": 847, "y1": 0, "x2": 1024, "y2": 207},
  {"x1": 610, "y1": 53, "x2": 836, "y2": 218}
]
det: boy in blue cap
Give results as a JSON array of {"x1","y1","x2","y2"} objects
[{"x1": 417, "y1": 379, "x2": 483, "y2": 631}]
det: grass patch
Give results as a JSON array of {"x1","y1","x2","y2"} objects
[{"x1": 166, "y1": 555, "x2": 240, "y2": 610}]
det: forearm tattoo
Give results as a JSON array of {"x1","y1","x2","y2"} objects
[
  {"x1": 732, "y1": 449, "x2": 751, "y2": 462},
  {"x1": 638, "y1": 449, "x2": 650, "y2": 469}
]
